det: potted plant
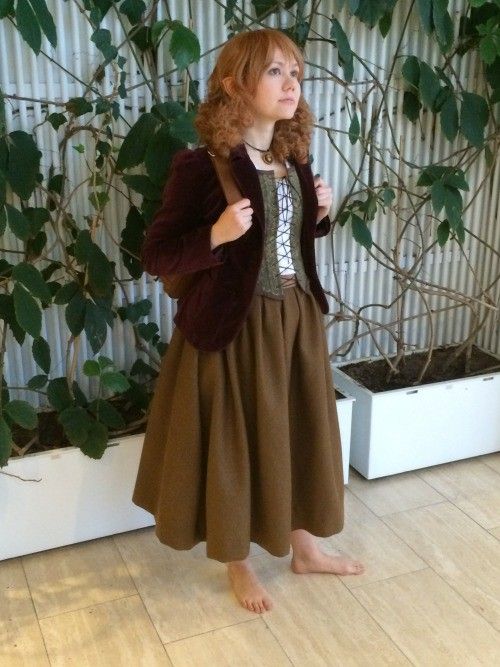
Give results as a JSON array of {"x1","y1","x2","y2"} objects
[{"x1": 325, "y1": 0, "x2": 500, "y2": 477}]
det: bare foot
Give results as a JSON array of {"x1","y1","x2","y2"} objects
[
  {"x1": 226, "y1": 559, "x2": 274, "y2": 613},
  {"x1": 291, "y1": 549, "x2": 365, "y2": 576}
]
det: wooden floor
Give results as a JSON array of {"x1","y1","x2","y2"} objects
[{"x1": 2, "y1": 452, "x2": 500, "y2": 666}]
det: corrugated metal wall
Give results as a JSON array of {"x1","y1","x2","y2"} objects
[{"x1": 1, "y1": 0, "x2": 499, "y2": 407}]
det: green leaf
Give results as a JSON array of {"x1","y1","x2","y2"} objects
[
  {"x1": 0, "y1": 417, "x2": 12, "y2": 467},
  {"x1": 431, "y1": 181, "x2": 446, "y2": 215},
  {"x1": 454, "y1": 219, "x2": 465, "y2": 244},
  {"x1": 144, "y1": 124, "x2": 184, "y2": 186},
  {"x1": 432, "y1": 0, "x2": 454, "y2": 52},
  {"x1": 5, "y1": 204, "x2": 32, "y2": 241},
  {"x1": 440, "y1": 92, "x2": 458, "y2": 141},
  {"x1": 27, "y1": 374, "x2": 48, "y2": 389},
  {"x1": 59, "y1": 406, "x2": 92, "y2": 446},
  {"x1": 169, "y1": 22, "x2": 201, "y2": 70},
  {"x1": 130, "y1": 358, "x2": 157, "y2": 377},
  {"x1": 419, "y1": 62, "x2": 441, "y2": 110},
  {"x1": 416, "y1": 0, "x2": 432, "y2": 34},
  {"x1": 88, "y1": 191, "x2": 110, "y2": 213},
  {"x1": 137, "y1": 321, "x2": 158, "y2": 341},
  {"x1": 443, "y1": 170, "x2": 469, "y2": 191},
  {"x1": 65, "y1": 97, "x2": 93, "y2": 117},
  {"x1": 98, "y1": 355, "x2": 114, "y2": 370},
  {"x1": 479, "y1": 34, "x2": 498, "y2": 65},
  {"x1": 80, "y1": 419, "x2": 108, "y2": 458},
  {"x1": 444, "y1": 186, "x2": 463, "y2": 228},
  {"x1": 47, "y1": 377, "x2": 74, "y2": 412},
  {"x1": 91, "y1": 28, "x2": 117, "y2": 63},
  {"x1": 88, "y1": 398, "x2": 125, "y2": 428},
  {"x1": 101, "y1": 371, "x2": 130, "y2": 393},
  {"x1": 0, "y1": 293, "x2": 25, "y2": 344},
  {"x1": 47, "y1": 112, "x2": 67, "y2": 130},
  {"x1": 84, "y1": 300, "x2": 108, "y2": 353},
  {"x1": 30, "y1": 0, "x2": 57, "y2": 48},
  {"x1": 330, "y1": 18, "x2": 354, "y2": 82},
  {"x1": 13, "y1": 283, "x2": 41, "y2": 338},
  {"x1": 116, "y1": 112, "x2": 159, "y2": 171},
  {"x1": 379, "y1": 10, "x2": 392, "y2": 37},
  {"x1": 125, "y1": 298, "x2": 151, "y2": 323},
  {"x1": 87, "y1": 243, "x2": 114, "y2": 298},
  {"x1": 382, "y1": 187, "x2": 395, "y2": 206},
  {"x1": 437, "y1": 219, "x2": 450, "y2": 246},
  {"x1": 120, "y1": 205, "x2": 145, "y2": 279},
  {"x1": 74, "y1": 229, "x2": 93, "y2": 264},
  {"x1": 351, "y1": 213, "x2": 373, "y2": 250},
  {"x1": 403, "y1": 90, "x2": 421, "y2": 122},
  {"x1": 169, "y1": 110, "x2": 197, "y2": 144},
  {"x1": 54, "y1": 281, "x2": 80, "y2": 305},
  {"x1": 32, "y1": 336, "x2": 51, "y2": 373},
  {"x1": 0, "y1": 1, "x2": 14, "y2": 19},
  {"x1": 24, "y1": 206, "x2": 50, "y2": 236},
  {"x1": 4, "y1": 399, "x2": 37, "y2": 429},
  {"x1": 402, "y1": 56, "x2": 420, "y2": 89},
  {"x1": 122, "y1": 175, "x2": 162, "y2": 200},
  {"x1": 16, "y1": 0, "x2": 41, "y2": 53},
  {"x1": 348, "y1": 112, "x2": 360, "y2": 144},
  {"x1": 151, "y1": 18, "x2": 168, "y2": 46},
  {"x1": 460, "y1": 91, "x2": 489, "y2": 147},
  {"x1": 12, "y1": 262, "x2": 52, "y2": 303},
  {"x1": 7, "y1": 130, "x2": 42, "y2": 200},
  {"x1": 65, "y1": 291, "x2": 87, "y2": 335},
  {"x1": 128, "y1": 25, "x2": 151, "y2": 53},
  {"x1": 120, "y1": 0, "x2": 146, "y2": 24},
  {"x1": 83, "y1": 359, "x2": 100, "y2": 376},
  {"x1": 352, "y1": 0, "x2": 397, "y2": 29}
]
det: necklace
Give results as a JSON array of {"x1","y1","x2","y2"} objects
[{"x1": 243, "y1": 139, "x2": 274, "y2": 165}]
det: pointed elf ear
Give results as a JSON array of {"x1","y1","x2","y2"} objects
[{"x1": 222, "y1": 76, "x2": 235, "y2": 98}]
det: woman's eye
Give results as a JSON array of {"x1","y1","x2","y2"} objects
[{"x1": 269, "y1": 67, "x2": 280, "y2": 75}]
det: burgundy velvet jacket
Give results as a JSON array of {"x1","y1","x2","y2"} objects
[{"x1": 140, "y1": 143, "x2": 331, "y2": 352}]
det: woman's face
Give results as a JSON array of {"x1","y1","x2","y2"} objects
[{"x1": 249, "y1": 48, "x2": 301, "y2": 124}]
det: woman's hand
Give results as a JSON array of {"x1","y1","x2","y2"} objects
[
  {"x1": 210, "y1": 198, "x2": 253, "y2": 249},
  {"x1": 314, "y1": 175, "x2": 332, "y2": 222}
]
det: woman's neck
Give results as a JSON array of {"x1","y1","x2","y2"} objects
[{"x1": 242, "y1": 122, "x2": 275, "y2": 151}]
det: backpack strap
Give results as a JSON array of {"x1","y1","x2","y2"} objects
[{"x1": 208, "y1": 150, "x2": 242, "y2": 205}]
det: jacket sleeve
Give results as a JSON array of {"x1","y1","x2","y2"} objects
[
  {"x1": 140, "y1": 149, "x2": 226, "y2": 276},
  {"x1": 315, "y1": 214, "x2": 331, "y2": 238}
]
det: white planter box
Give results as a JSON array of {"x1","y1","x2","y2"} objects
[
  {"x1": 1, "y1": 398, "x2": 356, "y2": 561},
  {"x1": 332, "y1": 355, "x2": 500, "y2": 479},
  {"x1": 335, "y1": 391, "x2": 355, "y2": 484},
  {"x1": 0, "y1": 434, "x2": 153, "y2": 561}
]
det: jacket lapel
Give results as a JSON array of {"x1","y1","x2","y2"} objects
[{"x1": 292, "y1": 159, "x2": 317, "y2": 230}]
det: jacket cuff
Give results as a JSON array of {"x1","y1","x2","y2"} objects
[{"x1": 315, "y1": 215, "x2": 331, "y2": 238}]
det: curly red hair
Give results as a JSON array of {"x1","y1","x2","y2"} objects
[{"x1": 195, "y1": 28, "x2": 314, "y2": 164}]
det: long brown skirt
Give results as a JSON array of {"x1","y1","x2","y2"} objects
[{"x1": 132, "y1": 283, "x2": 344, "y2": 563}]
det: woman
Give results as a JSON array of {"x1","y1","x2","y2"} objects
[{"x1": 132, "y1": 27, "x2": 365, "y2": 615}]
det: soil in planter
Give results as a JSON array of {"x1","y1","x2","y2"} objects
[
  {"x1": 338, "y1": 344, "x2": 500, "y2": 393},
  {"x1": 9, "y1": 395, "x2": 147, "y2": 459}
]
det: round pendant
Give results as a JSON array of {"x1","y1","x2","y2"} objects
[{"x1": 263, "y1": 151, "x2": 273, "y2": 165}]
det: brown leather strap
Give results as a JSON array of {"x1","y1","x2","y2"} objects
[{"x1": 208, "y1": 152, "x2": 242, "y2": 205}]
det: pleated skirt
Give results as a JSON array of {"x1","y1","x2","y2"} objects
[{"x1": 132, "y1": 283, "x2": 345, "y2": 563}]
